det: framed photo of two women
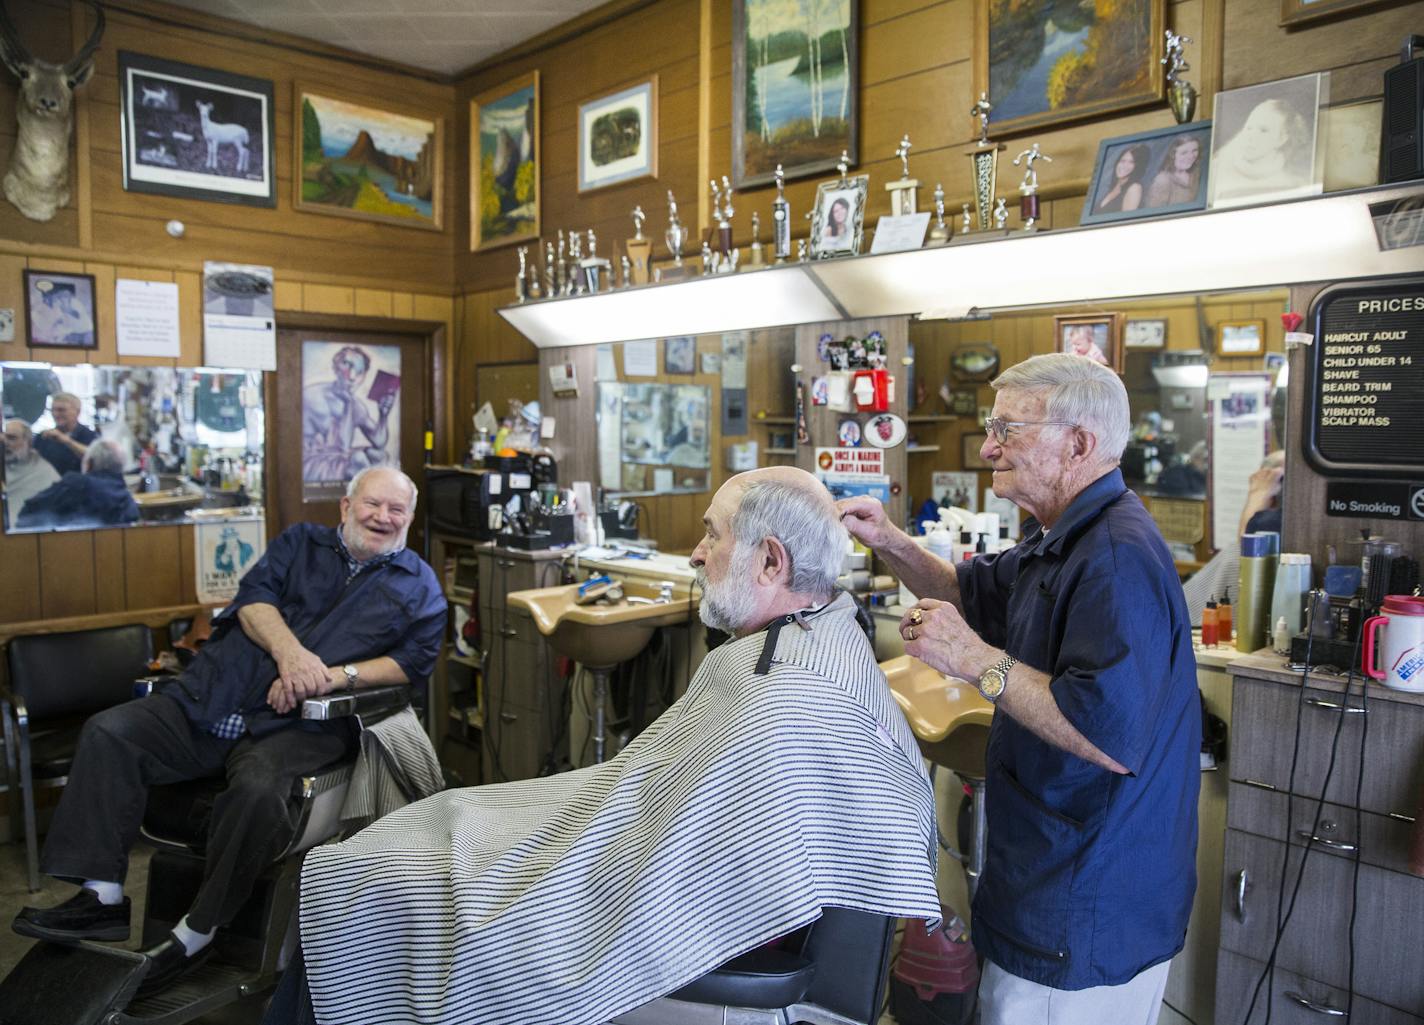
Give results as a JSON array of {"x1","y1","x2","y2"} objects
[{"x1": 1081, "y1": 122, "x2": 1212, "y2": 225}]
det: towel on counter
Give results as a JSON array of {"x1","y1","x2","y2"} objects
[
  {"x1": 339, "y1": 706, "x2": 444, "y2": 824},
  {"x1": 299, "y1": 592, "x2": 940, "y2": 1025}
]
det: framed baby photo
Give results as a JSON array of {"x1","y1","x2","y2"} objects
[
  {"x1": 810, "y1": 174, "x2": 869, "y2": 258},
  {"x1": 1081, "y1": 121, "x2": 1211, "y2": 225},
  {"x1": 1055, "y1": 313, "x2": 1122, "y2": 372},
  {"x1": 1124, "y1": 318, "x2": 1167, "y2": 349},
  {"x1": 1207, "y1": 72, "x2": 1326, "y2": 209},
  {"x1": 1217, "y1": 319, "x2": 1266, "y2": 357},
  {"x1": 24, "y1": 270, "x2": 98, "y2": 349}
]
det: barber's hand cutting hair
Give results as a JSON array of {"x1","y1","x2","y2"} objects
[
  {"x1": 837, "y1": 495, "x2": 897, "y2": 549},
  {"x1": 900, "y1": 600, "x2": 996, "y2": 682}
]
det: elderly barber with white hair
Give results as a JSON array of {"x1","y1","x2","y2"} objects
[{"x1": 840, "y1": 354, "x2": 1199, "y2": 1024}]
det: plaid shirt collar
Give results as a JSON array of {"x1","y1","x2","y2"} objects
[{"x1": 336, "y1": 526, "x2": 402, "y2": 583}]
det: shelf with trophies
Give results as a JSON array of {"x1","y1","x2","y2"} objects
[{"x1": 498, "y1": 33, "x2": 1424, "y2": 351}]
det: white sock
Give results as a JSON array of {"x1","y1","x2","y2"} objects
[
  {"x1": 172, "y1": 915, "x2": 215, "y2": 957},
  {"x1": 81, "y1": 880, "x2": 124, "y2": 906}
]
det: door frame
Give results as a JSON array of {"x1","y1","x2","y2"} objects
[{"x1": 264, "y1": 311, "x2": 450, "y2": 542}]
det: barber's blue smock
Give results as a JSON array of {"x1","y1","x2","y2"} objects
[
  {"x1": 957, "y1": 469, "x2": 1199, "y2": 989},
  {"x1": 160, "y1": 523, "x2": 446, "y2": 738}
]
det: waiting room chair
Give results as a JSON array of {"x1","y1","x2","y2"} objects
[
  {"x1": 611, "y1": 907, "x2": 898, "y2": 1025},
  {"x1": 2, "y1": 624, "x2": 155, "y2": 892}
]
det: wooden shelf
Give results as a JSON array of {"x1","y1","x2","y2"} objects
[
  {"x1": 446, "y1": 651, "x2": 482, "y2": 670},
  {"x1": 446, "y1": 586, "x2": 474, "y2": 603},
  {"x1": 764, "y1": 447, "x2": 797, "y2": 455},
  {"x1": 906, "y1": 446, "x2": 941, "y2": 454},
  {"x1": 908, "y1": 414, "x2": 959, "y2": 422},
  {"x1": 755, "y1": 415, "x2": 796, "y2": 424}
]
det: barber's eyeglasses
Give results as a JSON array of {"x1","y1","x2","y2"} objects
[{"x1": 983, "y1": 417, "x2": 1079, "y2": 444}]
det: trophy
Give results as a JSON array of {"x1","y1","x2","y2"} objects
[
  {"x1": 960, "y1": 202, "x2": 972, "y2": 235},
  {"x1": 966, "y1": 92, "x2": 1005, "y2": 231},
  {"x1": 543, "y1": 240, "x2": 556, "y2": 298},
  {"x1": 747, "y1": 211, "x2": 766, "y2": 267},
  {"x1": 554, "y1": 230, "x2": 567, "y2": 296},
  {"x1": 567, "y1": 231, "x2": 585, "y2": 295},
  {"x1": 927, "y1": 183, "x2": 950, "y2": 246},
  {"x1": 885, "y1": 134, "x2": 920, "y2": 216},
  {"x1": 1162, "y1": 30, "x2": 1197, "y2": 124},
  {"x1": 772, "y1": 164, "x2": 791, "y2": 263},
  {"x1": 620, "y1": 253, "x2": 633, "y2": 289},
  {"x1": 579, "y1": 229, "x2": 612, "y2": 294},
  {"x1": 1012, "y1": 143, "x2": 1052, "y2": 231},
  {"x1": 626, "y1": 204, "x2": 652, "y2": 285},
  {"x1": 658, "y1": 189, "x2": 692, "y2": 282},
  {"x1": 515, "y1": 246, "x2": 528, "y2": 303},
  {"x1": 992, "y1": 197, "x2": 1009, "y2": 230}
]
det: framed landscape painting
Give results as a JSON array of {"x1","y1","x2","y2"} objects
[
  {"x1": 975, "y1": 0, "x2": 1165, "y2": 136},
  {"x1": 472, "y1": 71, "x2": 540, "y2": 251},
  {"x1": 296, "y1": 87, "x2": 443, "y2": 231},
  {"x1": 732, "y1": 0, "x2": 858, "y2": 189}
]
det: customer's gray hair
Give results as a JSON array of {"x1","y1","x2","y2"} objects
[
  {"x1": 346, "y1": 465, "x2": 418, "y2": 509},
  {"x1": 82, "y1": 439, "x2": 127, "y2": 474},
  {"x1": 992, "y1": 353, "x2": 1130, "y2": 462},
  {"x1": 729, "y1": 478, "x2": 845, "y2": 600}
]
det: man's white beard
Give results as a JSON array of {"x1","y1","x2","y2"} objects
[{"x1": 696, "y1": 541, "x2": 762, "y2": 635}]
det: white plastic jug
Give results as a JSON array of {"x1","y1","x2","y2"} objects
[{"x1": 1363, "y1": 595, "x2": 1424, "y2": 692}]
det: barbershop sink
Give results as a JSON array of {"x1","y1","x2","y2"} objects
[
  {"x1": 506, "y1": 580, "x2": 696, "y2": 669},
  {"x1": 880, "y1": 655, "x2": 993, "y2": 778}
]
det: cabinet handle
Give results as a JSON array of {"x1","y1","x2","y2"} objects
[
  {"x1": 1296, "y1": 830, "x2": 1358, "y2": 853},
  {"x1": 1234, "y1": 869, "x2": 1249, "y2": 921},
  {"x1": 499, "y1": 711, "x2": 518, "y2": 724},
  {"x1": 1283, "y1": 991, "x2": 1347, "y2": 1016},
  {"x1": 1304, "y1": 697, "x2": 1366, "y2": 715},
  {"x1": 1242, "y1": 779, "x2": 1278, "y2": 791},
  {"x1": 497, "y1": 559, "x2": 516, "y2": 569},
  {"x1": 500, "y1": 627, "x2": 519, "y2": 638}
]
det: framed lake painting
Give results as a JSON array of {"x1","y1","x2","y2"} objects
[
  {"x1": 295, "y1": 86, "x2": 443, "y2": 231},
  {"x1": 732, "y1": 0, "x2": 858, "y2": 189},
  {"x1": 472, "y1": 71, "x2": 540, "y2": 251},
  {"x1": 975, "y1": 0, "x2": 1165, "y2": 136}
]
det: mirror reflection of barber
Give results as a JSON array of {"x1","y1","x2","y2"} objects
[{"x1": 34, "y1": 391, "x2": 98, "y2": 476}]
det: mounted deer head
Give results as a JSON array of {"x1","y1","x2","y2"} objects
[{"x1": 0, "y1": 0, "x2": 105, "y2": 222}]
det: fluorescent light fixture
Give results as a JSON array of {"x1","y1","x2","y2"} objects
[{"x1": 498, "y1": 265, "x2": 843, "y2": 348}]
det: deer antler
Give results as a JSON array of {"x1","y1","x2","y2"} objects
[
  {"x1": 0, "y1": 2, "x2": 35, "y2": 78},
  {"x1": 64, "y1": 0, "x2": 105, "y2": 79}
]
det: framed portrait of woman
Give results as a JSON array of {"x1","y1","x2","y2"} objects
[
  {"x1": 1081, "y1": 121, "x2": 1211, "y2": 225},
  {"x1": 1207, "y1": 73, "x2": 1326, "y2": 209},
  {"x1": 810, "y1": 174, "x2": 869, "y2": 258}
]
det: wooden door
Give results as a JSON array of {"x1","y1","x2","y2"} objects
[{"x1": 271, "y1": 326, "x2": 431, "y2": 553}]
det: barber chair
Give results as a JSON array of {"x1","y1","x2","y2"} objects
[
  {"x1": 2, "y1": 625, "x2": 155, "y2": 892},
  {"x1": 611, "y1": 907, "x2": 895, "y2": 1025},
  {"x1": 0, "y1": 683, "x2": 415, "y2": 1025}
]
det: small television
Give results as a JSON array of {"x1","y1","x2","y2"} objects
[{"x1": 426, "y1": 467, "x2": 495, "y2": 540}]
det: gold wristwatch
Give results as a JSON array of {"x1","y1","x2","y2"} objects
[{"x1": 977, "y1": 654, "x2": 1017, "y2": 703}]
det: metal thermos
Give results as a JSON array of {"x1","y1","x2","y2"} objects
[{"x1": 1237, "y1": 532, "x2": 1280, "y2": 653}]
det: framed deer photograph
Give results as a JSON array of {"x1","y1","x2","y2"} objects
[{"x1": 118, "y1": 51, "x2": 276, "y2": 207}]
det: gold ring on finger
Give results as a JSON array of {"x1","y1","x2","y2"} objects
[
  {"x1": 909, "y1": 608, "x2": 923, "y2": 625},
  {"x1": 907, "y1": 627, "x2": 916, "y2": 641}
]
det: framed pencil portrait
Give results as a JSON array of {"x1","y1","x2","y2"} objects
[{"x1": 471, "y1": 71, "x2": 540, "y2": 251}]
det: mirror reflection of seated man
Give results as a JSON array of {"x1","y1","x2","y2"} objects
[
  {"x1": 13, "y1": 467, "x2": 446, "y2": 999},
  {"x1": 16, "y1": 439, "x2": 139, "y2": 530},
  {"x1": 34, "y1": 391, "x2": 98, "y2": 477},
  {"x1": 1158, "y1": 440, "x2": 1209, "y2": 497},
  {"x1": 1181, "y1": 450, "x2": 1285, "y2": 626},
  {"x1": 262, "y1": 467, "x2": 941, "y2": 1025},
  {"x1": 3, "y1": 419, "x2": 61, "y2": 529}
]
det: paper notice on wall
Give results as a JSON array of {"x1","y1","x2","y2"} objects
[
  {"x1": 116, "y1": 279, "x2": 181, "y2": 357},
  {"x1": 1209, "y1": 374, "x2": 1273, "y2": 550},
  {"x1": 195, "y1": 517, "x2": 267, "y2": 605},
  {"x1": 203, "y1": 262, "x2": 275, "y2": 370},
  {"x1": 623, "y1": 339, "x2": 657, "y2": 376},
  {"x1": 721, "y1": 333, "x2": 748, "y2": 389}
]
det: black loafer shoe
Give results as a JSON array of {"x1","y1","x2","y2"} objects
[
  {"x1": 134, "y1": 935, "x2": 212, "y2": 1000},
  {"x1": 12, "y1": 889, "x2": 130, "y2": 943}
]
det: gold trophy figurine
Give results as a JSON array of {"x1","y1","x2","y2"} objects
[
  {"x1": 748, "y1": 210, "x2": 766, "y2": 267},
  {"x1": 885, "y1": 133, "x2": 919, "y2": 216},
  {"x1": 927, "y1": 183, "x2": 951, "y2": 246},
  {"x1": 966, "y1": 92, "x2": 1005, "y2": 232},
  {"x1": 1162, "y1": 30, "x2": 1197, "y2": 124},
  {"x1": 626, "y1": 204, "x2": 652, "y2": 285}
]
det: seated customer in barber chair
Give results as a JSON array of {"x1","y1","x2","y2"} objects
[
  {"x1": 12, "y1": 466, "x2": 446, "y2": 999},
  {"x1": 265, "y1": 467, "x2": 942, "y2": 1025},
  {"x1": 16, "y1": 439, "x2": 138, "y2": 530}
]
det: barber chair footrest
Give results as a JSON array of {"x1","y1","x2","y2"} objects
[
  {"x1": 0, "y1": 941, "x2": 146, "y2": 1025},
  {"x1": 669, "y1": 948, "x2": 816, "y2": 1008}
]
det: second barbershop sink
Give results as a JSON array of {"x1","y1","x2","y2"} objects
[
  {"x1": 507, "y1": 579, "x2": 696, "y2": 668},
  {"x1": 880, "y1": 655, "x2": 994, "y2": 778}
]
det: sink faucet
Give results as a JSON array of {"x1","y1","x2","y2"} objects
[{"x1": 658, "y1": 580, "x2": 675, "y2": 603}]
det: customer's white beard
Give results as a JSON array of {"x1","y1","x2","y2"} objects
[{"x1": 696, "y1": 541, "x2": 763, "y2": 636}]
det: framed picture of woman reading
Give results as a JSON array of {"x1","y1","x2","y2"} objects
[{"x1": 1081, "y1": 121, "x2": 1212, "y2": 225}]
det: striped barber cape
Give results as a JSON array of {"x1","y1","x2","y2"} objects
[{"x1": 299, "y1": 592, "x2": 941, "y2": 1025}]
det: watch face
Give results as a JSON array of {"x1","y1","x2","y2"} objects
[{"x1": 979, "y1": 670, "x2": 1006, "y2": 699}]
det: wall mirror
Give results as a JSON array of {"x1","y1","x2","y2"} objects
[
  {"x1": 2, "y1": 362, "x2": 265, "y2": 534},
  {"x1": 597, "y1": 381, "x2": 712, "y2": 496}
]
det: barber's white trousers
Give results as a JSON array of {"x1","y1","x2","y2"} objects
[{"x1": 979, "y1": 958, "x2": 1171, "y2": 1025}]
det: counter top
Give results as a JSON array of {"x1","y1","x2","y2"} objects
[{"x1": 1228, "y1": 649, "x2": 1424, "y2": 707}]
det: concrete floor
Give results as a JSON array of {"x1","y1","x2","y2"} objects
[{"x1": 0, "y1": 838, "x2": 265, "y2": 1024}]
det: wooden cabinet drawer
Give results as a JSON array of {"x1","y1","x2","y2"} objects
[
  {"x1": 1228, "y1": 781, "x2": 1420, "y2": 878},
  {"x1": 1230, "y1": 676, "x2": 1424, "y2": 819},
  {"x1": 1216, "y1": 948, "x2": 1422, "y2": 1025},
  {"x1": 1219, "y1": 828, "x2": 1424, "y2": 1013}
]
